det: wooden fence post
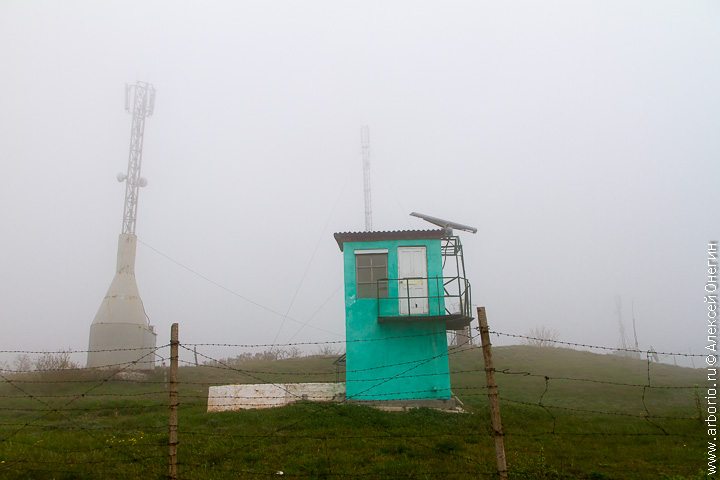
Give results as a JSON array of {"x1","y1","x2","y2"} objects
[
  {"x1": 477, "y1": 307, "x2": 508, "y2": 479},
  {"x1": 169, "y1": 323, "x2": 179, "y2": 480}
]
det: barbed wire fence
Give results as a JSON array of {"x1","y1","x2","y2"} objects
[
  {"x1": 0, "y1": 320, "x2": 705, "y2": 479},
  {"x1": 0, "y1": 344, "x2": 171, "y2": 479}
]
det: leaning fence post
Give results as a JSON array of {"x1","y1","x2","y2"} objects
[
  {"x1": 477, "y1": 307, "x2": 508, "y2": 479},
  {"x1": 169, "y1": 323, "x2": 179, "y2": 480}
]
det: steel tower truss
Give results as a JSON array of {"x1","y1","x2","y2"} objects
[
  {"x1": 121, "y1": 82, "x2": 155, "y2": 235},
  {"x1": 361, "y1": 125, "x2": 372, "y2": 231}
]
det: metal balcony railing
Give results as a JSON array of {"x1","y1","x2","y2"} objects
[{"x1": 376, "y1": 276, "x2": 472, "y2": 320}]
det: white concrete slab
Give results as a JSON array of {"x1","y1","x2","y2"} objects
[{"x1": 207, "y1": 382, "x2": 345, "y2": 412}]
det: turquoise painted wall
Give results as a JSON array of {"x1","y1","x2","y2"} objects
[{"x1": 342, "y1": 238, "x2": 451, "y2": 401}]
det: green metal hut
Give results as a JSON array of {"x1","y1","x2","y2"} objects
[{"x1": 333, "y1": 228, "x2": 473, "y2": 402}]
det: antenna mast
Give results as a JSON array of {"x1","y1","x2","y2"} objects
[
  {"x1": 120, "y1": 82, "x2": 155, "y2": 234},
  {"x1": 631, "y1": 299, "x2": 640, "y2": 350},
  {"x1": 87, "y1": 81, "x2": 157, "y2": 370},
  {"x1": 615, "y1": 296, "x2": 628, "y2": 351},
  {"x1": 361, "y1": 125, "x2": 372, "y2": 231}
]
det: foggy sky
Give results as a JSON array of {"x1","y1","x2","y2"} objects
[{"x1": 1, "y1": 1, "x2": 718, "y2": 366}]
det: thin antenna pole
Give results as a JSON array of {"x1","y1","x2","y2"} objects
[
  {"x1": 121, "y1": 81, "x2": 155, "y2": 235},
  {"x1": 615, "y1": 295, "x2": 628, "y2": 351},
  {"x1": 361, "y1": 125, "x2": 372, "y2": 231},
  {"x1": 631, "y1": 299, "x2": 640, "y2": 351}
]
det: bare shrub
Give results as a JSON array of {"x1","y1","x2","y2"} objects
[
  {"x1": 284, "y1": 346, "x2": 302, "y2": 359},
  {"x1": 526, "y1": 326, "x2": 559, "y2": 348},
  {"x1": 316, "y1": 345, "x2": 338, "y2": 357},
  {"x1": 207, "y1": 347, "x2": 307, "y2": 367},
  {"x1": 222, "y1": 349, "x2": 286, "y2": 366},
  {"x1": 34, "y1": 350, "x2": 79, "y2": 371},
  {"x1": 13, "y1": 354, "x2": 33, "y2": 372},
  {"x1": 250, "y1": 350, "x2": 282, "y2": 362}
]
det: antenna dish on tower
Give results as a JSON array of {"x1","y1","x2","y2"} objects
[{"x1": 410, "y1": 212, "x2": 477, "y2": 235}]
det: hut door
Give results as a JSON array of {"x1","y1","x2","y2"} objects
[{"x1": 398, "y1": 247, "x2": 428, "y2": 315}]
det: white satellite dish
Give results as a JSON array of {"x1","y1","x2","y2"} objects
[
  {"x1": 410, "y1": 212, "x2": 477, "y2": 235},
  {"x1": 116, "y1": 172, "x2": 127, "y2": 183},
  {"x1": 138, "y1": 177, "x2": 148, "y2": 188}
]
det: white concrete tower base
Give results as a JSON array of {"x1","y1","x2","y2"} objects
[{"x1": 87, "y1": 234, "x2": 157, "y2": 369}]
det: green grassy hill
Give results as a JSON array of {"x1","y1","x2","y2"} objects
[{"x1": 0, "y1": 346, "x2": 705, "y2": 479}]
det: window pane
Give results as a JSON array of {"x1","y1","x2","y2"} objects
[
  {"x1": 357, "y1": 283, "x2": 375, "y2": 298},
  {"x1": 356, "y1": 267, "x2": 372, "y2": 283},
  {"x1": 371, "y1": 266, "x2": 386, "y2": 282},
  {"x1": 356, "y1": 255, "x2": 371, "y2": 267},
  {"x1": 355, "y1": 253, "x2": 388, "y2": 298}
]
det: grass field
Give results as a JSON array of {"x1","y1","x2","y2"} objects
[{"x1": 0, "y1": 345, "x2": 706, "y2": 479}]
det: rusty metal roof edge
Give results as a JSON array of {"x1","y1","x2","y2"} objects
[{"x1": 333, "y1": 229, "x2": 445, "y2": 251}]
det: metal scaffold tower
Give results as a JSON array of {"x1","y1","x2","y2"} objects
[
  {"x1": 361, "y1": 125, "x2": 372, "y2": 231},
  {"x1": 120, "y1": 82, "x2": 155, "y2": 235}
]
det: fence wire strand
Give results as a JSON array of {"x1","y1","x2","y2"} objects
[{"x1": 0, "y1": 329, "x2": 703, "y2": 477}]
